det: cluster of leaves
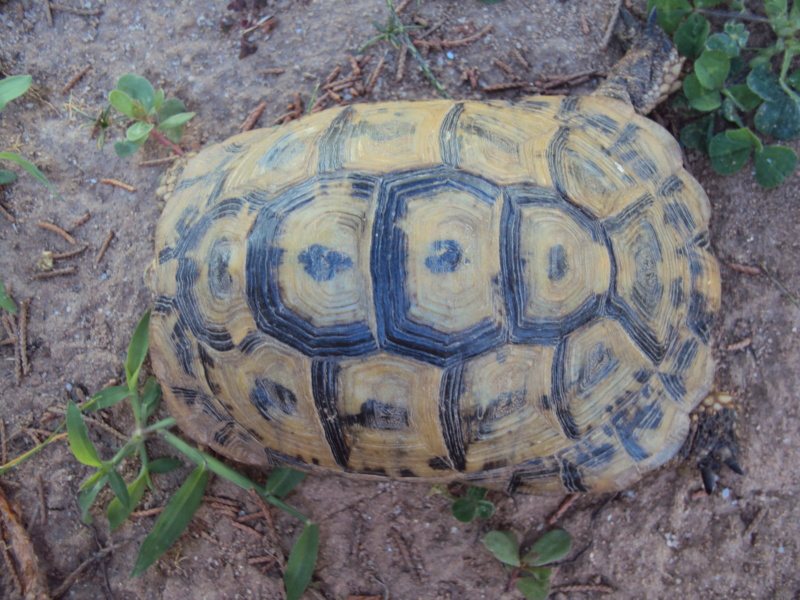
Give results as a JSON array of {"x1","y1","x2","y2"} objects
[
  {"x1": 432, "y1": 485, "x2": 495, "y2": 522},
  {"x1": 0, "y1": 74, "x2": 63, "y2": 199},
  {"x1": 650, "y1": 0, "x2": 800, "y2": 187},
  {"x1": 106, "y1": 74, "x2": 195, "y2": 157},
  {"x1": 483, "y1": 529, "x2": 572, "y2": 600},
  {"x1": 0, "y1": 280, "x2": 16, "y2": 314},
  {"x1": 3, "y1": 311, "x2": 317, "y2": 599}
]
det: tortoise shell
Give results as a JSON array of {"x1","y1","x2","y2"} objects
[{"x1": 147, "y1": 96, "x2": 720, "y2": 493}]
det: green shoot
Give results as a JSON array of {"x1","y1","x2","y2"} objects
[
  {"x1": 432, "y1": 484, "x2": 496, "y2": 523},
  {"x1": 484, "y1": 529, "x2": 572, "y2": 600},
  {"x1": 107, "y1": 74, "x2": 195, "y2": 157},
  {"x1": 649, "y1": 0, "x2": 800, "y2": 187},
  {"x1": 0, "y1": 75, "x2": 64, "y2": 200},
  {"x1": 0, "y1": 280, "x2": 17, "y2": 315}
]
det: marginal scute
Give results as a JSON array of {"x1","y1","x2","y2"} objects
[{"x1": 148, "y1": 96, "x2": 720, "y2": 494}]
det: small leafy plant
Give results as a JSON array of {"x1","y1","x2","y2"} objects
[
  {"x1": 432, "y1": 484, "x2": 495, "y2": 522},
  {"x1": 0, "y1": 74, "x2": 63, "y2": 200},
  {"x1": 0, "y1": 280, "x2": 16, "y2": 315},
  {"x1": 108, "y1": 74, "x2": 195, "y2": 157},
  {"x1": 649, "y1": 0, "x2": 800, "y2": 187},
  {"x1": 483, "y1": 529, "x2": 572, "y2": 600}
]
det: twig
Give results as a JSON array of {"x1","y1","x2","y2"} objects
[
  {"x1": 483, "y1": 81, "x2": 531, "y2": 92},
  {"x1": 0, "y1": 202, "x2": 15, "y2": 223},
  {"x1": 94, "y1": 231, "x2": 115, "y2": 266},
  {"x1": 758, "y1": 261, "x2": 800, "y2": 310},
  {"x1": 72, "y1": 213, "x2": 90, "y2": 228},
  {"x1": 546, "y1": 493, "x2": 579, "y2": 526},
  {"x1": 366, "y1": 50, "x2": 389, "y2": 94},
  {"x1": 348, "y1": 54, "x2": 362, "y2": 77},
  {"x1": 43, "y1": 0, "x2": 53, "y2": 27},
  {"x1": 396, "y1": 42, "x2": 408, "y2": 83},
  {"x1": 539, "y1": 69, "x2": 600, "y2": 89},
  {"x1": 33, "y1": 267, "x2": 77, "y2": 279},
  {"x1": 262, "y1": 67, "x2": 286, "y2": 75},
  {"x1": 131, "y1": 507, "x2": 164, "y2": 518},
  {"x1": 99, "y1": 178, "x2": 136, "y2": 192},
  {"x1": 19, "y1": 298, "x2": 29, "y2": 376},
  {"x1": 36, "y1": 221, "x2": 77, "y2": 245},
  {"x1": 138, "y1": 156, "x2": 178, "y2": 167},
  {"x1": 511, "y1": 48, "x2": 530, "y2": 70},
  {"x1": 325, "y1": 65, "x2": 342, "y2": 85},
  {"x1": 48, "y1": 3, "x2": 103, "y2": 16},
  {"x1": 51, "y1": 542, "x2": 124, "y2": 599},
  {"x1": 726, "y1": 338, "x2": 751, "y2": 352},
  {"x1": 413, "y1": 24, "x2": 493, "y2": 49},
  {"x1": 395, "y1": 0, "x2": 413, "y2": 13},
  {"x1": 231, "y1": 520, "x2": 264, "y2": 539},
  {"x1": 240, "y1": 103, "x2": 266, "y2": 131},
  {"x1": 52, "y1": 244, "x2": 88, "y2": 260},
  {"x1": 600, "y1": 0, "x2": 624, "y2": 50},
  {"x1": 493, "y1": 58, "x2": 517, "y2": 77},
  {"x1": 727, "y1": 262, "x2": 761, "y2": 275},
  {"x1": 61, "y1": 65, "x2": 92, "y2": 94},
  {"x1": 743, "y1": 506, "x2": 767, "y2": 541},
  {"x1": 552, "y1": 584, "x2": 614, "y2": 594}
]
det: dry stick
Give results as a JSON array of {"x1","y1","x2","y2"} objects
[
  {"x1": 414, "y1": 24, "x2": 494, "y2": 48},
  {"x1": 231, "y1": 520, "x2": 264, "y2": 539},
  {"x1": 728, "y1": 262, "x2": 761, "y2": 275},
  {"x1": 0, "y1": 202, "x2": 15, "y2": 223},
  {"x1": 743, "y1": 506, "x2": 767, "y2": 541},
  {"x1": 546, "y1": 493, "x2": 579, "y2": 526},
  {"x1": 49, "y1": 3, "x2": 103, "y2": 16},
  {"x1": 727, "y1": 337, "x2": 752, "y2": 352},
  {"x1": 511, "y1": 48, "x2": 530, "y2": 70},
  {"x1": 72, "y1": 212, "x2": 90, "y2": 228},
  {"x1": 61, "y1": 65, "x2": 92, "y2": 95},
  {"x1": 262, "y1": 67, "x2": 286, "y2": 75},
  {"x1": 51, "y1": 543, "x2": 124, "y2": 599},
  {"x1": 483, "y1": 81, "x2": 530, "y2": 92},
  {"x1": 131, "y1": 506, "x2": 164, "y2": 519},
  {"x1": 43, "y1": 0, "x2": 53, "y2": 27},
  {"x1": 395, "y1": 0, "x2": 413, "y2": 13},
  {"x1": 19, "y1": 298, "x2": 29, "y2": 375},
  {"x1": 52, "y1": 244, "x2": 88, "y2": 260},
  {"x1": 349, "y1": 55, "x2": 362, "y2": 77},
  {"x1": 99, "y1": 177, "x2": 136, "y2": 192},
  {"x1": 539, "y1": 69, "x2": 600, "y2": 89},
  {"x1": 493, "y1": 58, "x2": 517, "y2": 77},
  {"x1": 759, "y1": 261, "x2": 800, "y2": 310},
  {"x1": 600, "y1": 0, "x2": 625, "y2": 50},
  {"x1": 240, "y1": 103, "x2": 266, "y2": 132},
  {"x1": 396, "y1": 42, "x2": 408, "y2": 83},
  {"x1": 553, "y1": 584, "x2": 614, "y2": 594},
  {"x1": 325, "y1": 65, "x2": 342, "y2": 85},
  {"x1": 33, "y1": 267, "x2": 76, "y2": 279},
  {"x1": 36, "y1": 221, "x2": 77, "y2": 245},
  {"x1": 95, "y1": 230, "x2": 115, "y2": 265},
  {"x1": 138, "y1": 156, "x2": 177, "y2": 167},
  {"x1": 365, "y1": 50, "x2": 389, "y2": 94}
]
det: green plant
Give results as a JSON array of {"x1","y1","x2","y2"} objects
[
  {"x1": 108, "y1": 74, "x2": 195, "y2": 157},
  {"x1": 0, "y1": 280, "x2": 16, "y2": 314},
  {"x1": 650, "y1": 0, "x2": 800, "y2": 187},
  {"x1": 483, "y1": 529, "x2": 572, "y2": 600},
  {"x1": 432, "y1": 485, "x2": 495, "y2": 522},
  {"x1": 0, "y1": 74, "x2": 63, "y2": 200},
  {"x1": 74, "y1": 104, "x2": 125, "y2": 151}
]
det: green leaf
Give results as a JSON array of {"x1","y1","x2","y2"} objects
[
  {"x1": 467, "y1": 486, "x2": 488, "y2": 501},
  {"x1": 78, "y1": 472, "x2": 108, "y2": 524},
  {"x1": 125, "y1": 310, "x2": 151, "y2": 391},
  {"x1": 156, "y1": 97, "x2": 186, "y2": 123},
  {"x1": 141, "y1": 376, "x2": 162, "y2": 421},
  {"x1": 66, "y1": 400, "x2": 103, "y2": 467},
  {"x1": 157, "y1": 111, "x2": 195, "y2": 144},
  {"x1": 721, "y1": 97, "x2": 744, "y2": 127},
  {"x1": 476, "y1": 500, "x2": 495, "y2": 520},
  {"x1": 723, "y1": 21, "x2": 748, "y2": 48},
  {"x1": 763, "y1": 0, "x2": 787, "y2": 21},
  {"x1": 451, "y1": 498, "x2": 477, "y2": 522},
  {"x1": 680, "y1": 114, "x2": 715, "y2": 152},
  {"x1": 132, "y1": 464, "x2": 209, "y2": 576},
  {"x1": 483, "y1": 530, "x2": 521, "y2": 567},
  {"x1": 754, "y1": 145, "x2": 798, "y2": 188},
  {"x1": 708, "y1": 130, "x2": 753, "y2": 175},
  {"x1": 726, "y1": 127, "x2": 762, "y2": 150},
  {"x1": 788, "y1": 71, "x2": 800, "y2": 92},
  {"x1": 527, "y1": 566, "x2": 553, "y2": 581},
  {"x1": 87, "y1": 385, "x2": 130, "y2": 411},
  {"x1": 285, "y1": 522, "x2": 320, "y2": 600},
  {"x1": 694, "y1": 0, "x2": 722, "y2": 7},
  {"x1": 0, "y1": 281, "x2": 17, "y2": 315},
  {"x1": 516, "y1": 577, "x2": 550, "y2": 600},
  {"x1": 126, "y1": 121, "x2": 154, "y2": 142},
  {"x1": 694, "y1": 50, "x2": 730, "y2": 90},
  {"x1": 754, "y1": 95, "x2": 800, "y2": 140},
  {"x1": 114, "y1": 139, "x2": 145, "y2": 157},
  {"x1": 265, "y1": 468, "x2": 307, "y2": 498},
  {"x1": 0, "y1": 75, "x2": 32, "y2": 112},
  {"x1": 108, "y1": 90, "x2": 137, "y2": 118},
  {"x1": 107, "y1": 470, "x2": 148, "y2": 530},
  {"x1": 116, "y1": 74, "x2": 156, "y2": 116},
  {"x1": 154, "y1": 88, "x2": 165, "y2": 112},
  {"x1": 683, "y1": 74, "x2": 721, "y2": 111},
  {"x1": 674, "y1": 13, "x2": 709, "y2": 59},
  {"x1": 148, "y1": 457, "x2": 183, "y2": 474},
  {"x1": 108, "y1": 469, "x2": 131, "y2": 511},
  {"x1": 704, "y1": 33, "x2": 739, "y2": 58},
  {"x1": 724, "y1": 84, "x2": 762, "y2": 111},
  {"x1": 0, "y1": 169, "x2": 17, "y2": 185},
  {"x1": 747, "y1": 64, "x2": 783, "y2": 102},
  {"x1": 524, "y1": 529, "x2": 572, "y2": 566},
  {"x1": 0, "y1": 152, "x2": 64, "y2": 201},
  {"x1": 648, "y1": 0, "x2": 692, "y2": 34}
]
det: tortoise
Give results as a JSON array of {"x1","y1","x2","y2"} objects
[{"x1": 146, "y1": 13, "x2": 740, "y2": 494}]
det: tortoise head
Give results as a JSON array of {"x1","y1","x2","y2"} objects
[{"x1": 593, "y1": 9, "x2": 685, "y2": 115}]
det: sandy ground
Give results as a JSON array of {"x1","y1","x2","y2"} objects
[{"x1": 1, "y1": 1, "x2": 799, "y2": 599}]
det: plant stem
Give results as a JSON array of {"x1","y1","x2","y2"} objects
[
  {"x1": 696, "y1": 8, "x2": 770, "y2": 23},
  {"x1": 149, "y1": 130, "x2": 185, "y2": 156}
]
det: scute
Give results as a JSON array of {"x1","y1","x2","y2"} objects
[{"x1": 148, "y1": 96, "x2": 719, "y2": 493}]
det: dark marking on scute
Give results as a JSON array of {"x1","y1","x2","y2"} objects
[
  {"x1": 197, "y1": 343, "x2": 221, "y2": 396},
  {"x1": 507, "y1": 458, "x2": 560, "y2": 493},
  {"x1": 208, "y1": 239, "x2": 233, "y2": 300},
  {"x1": 359, "y1": 467, "x2": 389, "y2": 477},
  {"x1": 461, "y1": 118, "x2": 519, "y2": 157},
  {"x1": 632, "y1": 221, "x2": 664, "y2": 314},
  {"x1": 237, "y1": 332, "x2": 263, "y2": 355},
  {"x1": 342, "y1": 398, "x2": 409, "y2": 430},
  {"x1": 311, "y1": 360, "x2": 349, "y2": 468},
  {"x1": 312, "y1": 457, "x2": 320, "y2": 466},
  {"x1": 171, "y1": 320, "x2": 195, "y2": 376},
  {"x1": 399, "y1": 468, "x2": 416, "y2": 478},
  {"x1": 440, "y1": 102, "x2": 464, "y2": 166},
  {"x1": 318, "y1": 106, "x2": 355, "y2": 172},
  {"x1": 611, "y1": 400, "x2": 664, "y2": 462},
  {"x1": 577, "y1": 342, "x2": 619, "y2": 393},
  {"x1": 152, "y1": 295, "x2": 174, "y2": 315},
  {"x1": 688, "y1": 291, "x2": 715, "y2": 344},
  {"x1": 263, "y1": 447, "x2": 308, "y2": 468},
  {"x1": 657, "y1": 174, "x2": 684, "y2": 197},
  {"x1": 354, "y1": 120, "x2": 416, "y2": 143},
  {"x1": 481, "y1": 459, "x2": 508, "y2": 472},
  {"x1": 470, "y1": 390, "x2": 527, "y2": 441},
  {"x1": 425, "y1": 239, "x2": 464, "y2": 274},
  {"x1": 603, "y1": 193, "x2": 654, "y2": 233},
  {"x1": 670, "y1": 278, "x2": 684, "y2": 308},
  {"x1": 581, "y1": 113, "x2": 620, "y2": 136},
  {"x1": 606, "y1": 295, "x2": 665, "y2": 365},
  {"x1": 664, "y1": 202, "x2": 696, "y2": 235},
  {"x1": 171, "y1": 386, "x2": 202, "y2": 406},
  {"x1": 548, "y1": 244, "x2": 568, "y2": 281},
  {"x1": 560, "y1": 459, "x2": 588, "y2": 492},
  {"x1": 557, "y1": 97, "x2": 580, "y2": 116},
  {"x1": 250, "y1": 378, "x2": 298, "y2": 421},
  {"x1": 439, "y1": 363, "x2": 467, "y2": 471},
  {"x1": 257, "y1": 132, "x2": 306, "y2": 170},
  {"x1": 633, "y1": 368, "x2": 651, "y2": 383},
  {"x1": 550, "y1": 341, "x2": 581, "y2": 440},
  {"x1": 245, "y1": 426, "x2": 265, "y2": 442},
  {"x1": 519, "y1": 99, "x2": 553, "y2": 112},
  {"x1": 428, "y1": 456, "x2": 453, "y2": 471},
  {"x1": 158, "y1": 247, "x2": 175, "y2": 264},
  {"x1": 546, "y1": 127, "x2": 570, "y2": 197},
  {"x1": 613, "y1": 123, "x2": 641, "y2": 148},
  {"x1": 214, "y1": 422, "x2": 234, "y2": 447},
  {"x1": 175, "y1": 258, "x2": 235, "y2": 352},
  {"x1": 298, "y1": 244, "x2": 354, "y2": 281}
]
